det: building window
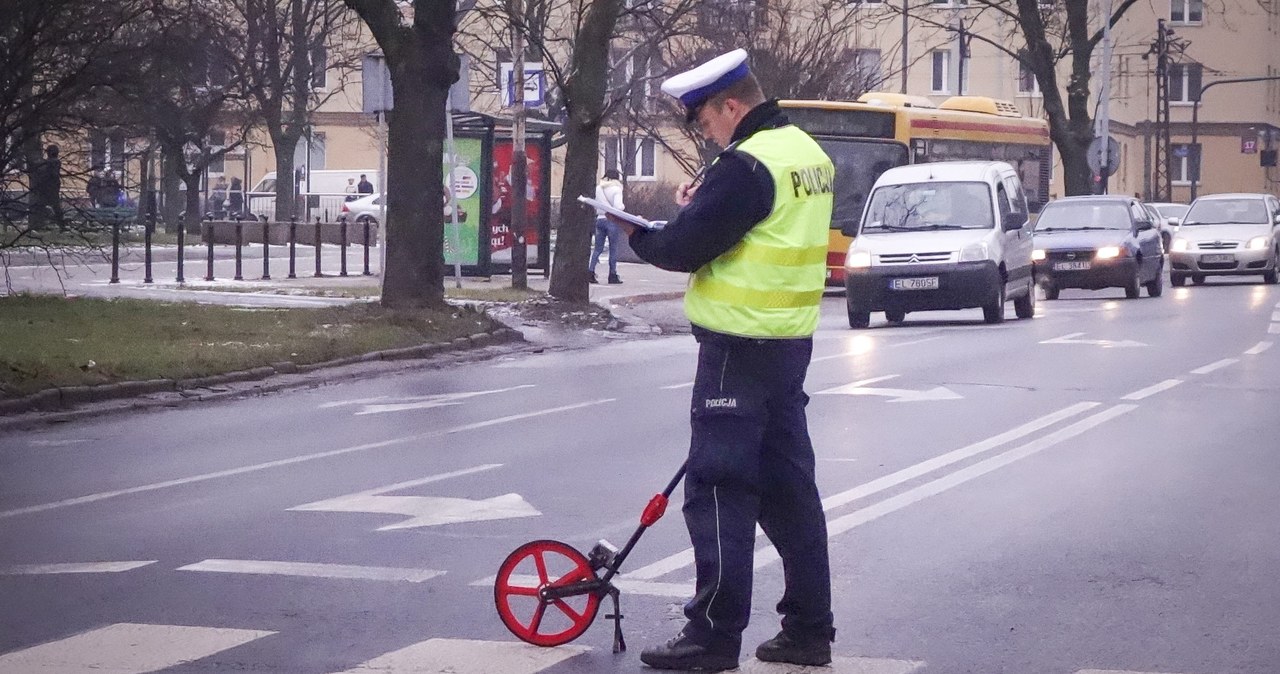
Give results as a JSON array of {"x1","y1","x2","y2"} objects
[
  {"x1": 311, "y1": 46, "x2": 328, "y2": 90},
  {"x1": 1017, "y1": 56, "x2": 1040, "y2": 95},
  {"x1": 1171, "y1": 0, "x2": 1202, "y2": 23},
  {"x1": 603, "y1": 136, "x2": 656, "y2": 180},
  {"x1": 1169, "y1": 62, "x2": 1202, "y2": 103},
  {"x1": 852, "y1": 48, "x2": 883, "y2": 90},
  {"x1": 931, "y1": 50, "x2": 950, "y2": 93},
  {"x1": 611, "y1": 50, "x2": 661, "y2": 112},
  {"x1": 1171, "y1": 143, "x2": 1201, "y2": 184}
]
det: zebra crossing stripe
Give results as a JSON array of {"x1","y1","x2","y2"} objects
[
  {"x1": 177, "y1": 559, "x2": 445, "y2": 583},
  {"x1": 1076, "y1": 670, "x2": 1190, "y2": 674},
  {"x1": 739, "y1": 655, "x2": 924, "y2": 673},
  {"x1": 0, "y1": 623, "x2": 273, "y2": 673},
  {"x1": 0, "y1": 561, "x2": 155, "y2": 575},
  {"x1": 331, "y1": 638, "x2": 588, "y2": 673}
]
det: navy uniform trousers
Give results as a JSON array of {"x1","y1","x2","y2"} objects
[{"x1": 680, "y1": 330, "x2": 834, "y2": 654}]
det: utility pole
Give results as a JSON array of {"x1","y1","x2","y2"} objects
[
  {"x1": 900, "y1": 0, "x2": 908, "y2": 94},
  {"x1": 510, "y1": 18, "x2": 528, "y2": 290},
  {"x1": 1094, "y1": 0, "x2": 1114, "y2": 195},
  {"x1": 1153, "y1": 20, "x2": 1172, "y2": 202},
  {"x1": 956, "y1": 18, "x2": 971, "y2": 96}
]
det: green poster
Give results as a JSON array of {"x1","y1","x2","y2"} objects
[{"x1": 444, "y1": 137, "x2": 482, "y2": 266}]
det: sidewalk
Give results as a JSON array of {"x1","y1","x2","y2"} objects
[{"x1": 1, "y1": 243, "x2": 690, "y2": 310}]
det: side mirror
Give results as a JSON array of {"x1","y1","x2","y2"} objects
[
  {"x1": 841, "y1": 219, "x2": 860, "y2": 238},
  {"x1": 1002, "y1": 212, "x2": 1027, "y2": 231},
  {"x1": 1273, "y1": 213, "x2": 1280, "y2": 224},
  {"x1": 1135, "y1": 220, "x2": 1155, "y2": 231},
  {"x1": 1167, "y1": 216, "x2": 1181, "y2": 227}
]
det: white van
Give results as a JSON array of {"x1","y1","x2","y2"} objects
[
  {"x1": 247, "y1": 169, "x2": 378, "y2": 220},
  {"x1": 843, "y1": 161, "x2": 1035, "y2": 328}
]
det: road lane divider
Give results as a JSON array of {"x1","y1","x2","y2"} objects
[
  {"x1": 1245, "y1": 341, "x2": 1273, "y2": 355},
  {"x1": 177, "y1": 559, "x2": 444, "y2": 583},
  {"x1": 0, "y1": 561, "x2": 156, "y2": 575},
  {"x1": 331, "y1": 638, "x2": 588, "y2": 674},
  {"x1": 0, "y1": 400, "x2": 613, "y2": 520},
  {"x1": 1121, "y1": 379, "x2": 1183, "y2": 401},
  {"x1": 625, "y1": 402, "x2": 1099, "y2": 581},
  {"x1": 752, "y1": 404, "x2": 1137, "y2": 571},
  {"x1": 1190, "y1": 358, "x2": 1238, "y2": 375}
]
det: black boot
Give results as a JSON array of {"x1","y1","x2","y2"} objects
[
  {"x1": 640, "y1": 633, "x2": 738, "y2": 671},
  {"x1": 754, "y1": 630, "x2": 832, "y2": 666},
  {"x1": 608, "y1": 273, "x2": 623, "y2": 284},
  {"x1": 589, "y1": 271, "x2": 598, "y2": 284}
]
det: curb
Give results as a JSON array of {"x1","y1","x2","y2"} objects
[{"x1": 0, "y1": 326, "x2": 524, "y2": 425}]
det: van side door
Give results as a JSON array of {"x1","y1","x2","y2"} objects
[{"x1": 998, "y1": 174, "x2": 1033, "y2": 291}]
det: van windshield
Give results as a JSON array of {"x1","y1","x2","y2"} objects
[{"x1": 861, "y1": 181, "x2": 994, "y2": 234}]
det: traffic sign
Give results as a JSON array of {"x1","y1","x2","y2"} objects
[{"x1": 1087, "y1": 135, "x2": 1121, "y2": 177}]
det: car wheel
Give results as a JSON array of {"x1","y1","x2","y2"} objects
[
  {"x1": 1044, "y1": 284, "x2": 1060, "y2": 300},
  {"x1": 848, "y1": 310, "x2": 870, "y2": 329},
  {"x1": 1171, "y1": 274, "x2": 1187, "y2": 287},
  {"x1": 1144, "y1": 268, "x2": 1164, "y2": 297},
  {"x1": 1265, "y1": 252, "x2": 1279, "y2": 284},
  {"x1": 1013, "y1": 282, "x2": 1036, "y2": 319},
  {"x1": 884, "y1": 308, "x2": 906, "y2": 324},
  {"x1": 356, "y1": 215, "x2": 378, "y2": 227},
  {"x1": 1124, "y1": 267, "x2": 1141, "y2": 299},
  {"x1": 982, "y1": 284, "x2": 1006, "y2": 324},
  {"x1": 1192, "y1": 274, "x2": 1206, "y2": 285}
]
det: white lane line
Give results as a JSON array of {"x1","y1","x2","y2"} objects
[
  {"x1": 0, "y1": 623, "x2": 274, "y2": 673},
  {"x1": 177, "y1": 559, "x2": 445, "y2": 583},
  {"x1": 471, "y1": 574, "x2": 693, "y2": 599},
  {"x1": 1272, "y1": 311, "x2": 1280, "y2": 323},
  {"x1": 1121, "y1": 379, "x2": 1183, "y2": 401},
  {"x1": 332, "y1": 638, "x2": 588, "y2": 674},
  {"x1": 0, "y1": 400, "x2": 610, "y2": 520},
  {"x1": 740, "y1": 656, "x2": 925, "y2": 674},
  {"x1": 661, "y1": 382, "x2": 694, "y2": 389},
  {"x1": 752, "y1": 404, "x2": 1137, "y2": 571},
  {"x1": 1191, "y1": 358, "x2": 1238, "y2": 375},
  {"x1": 0, "y1": 561, "x2": 156, "y2": 575},
  {"x1": 627, "y1": 401, "x2": 1099, "y2": 581},
  {"x1": 1245, "y1": 341, "x2": 1273, "y2": 355},
  {"x1": 446, "y1": 399, "x2": 613, "y2": 433},
  {"x1": 1271, "y1": 323, "x2": 1280, "y2": 334},
  {"x1": 1076, "y1": 670, "x2": 1191, "y2": 674}
]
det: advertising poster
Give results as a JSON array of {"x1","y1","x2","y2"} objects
[
  {"x1": 488, "y1": 141, "x2": 545, "y2": 266},
  {"x1": 444, "y1": 137, "x2": 483, "y2": 266}
]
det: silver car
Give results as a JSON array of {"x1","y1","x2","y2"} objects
[{"x1": 1168, "y1": 193, "x2": 1280, "y2": 286}]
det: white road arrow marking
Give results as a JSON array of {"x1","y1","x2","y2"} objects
[
  {"x1": 289, "y1": 464, "x2": 540, "y2": 530},
  {"x1": 814, "y1": 375, "x2": 962, "y2": 402},
  {"x1": 1040, "y1": 332, "x2": 1147, "y2": 348}
]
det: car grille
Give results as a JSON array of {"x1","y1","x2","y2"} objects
[
  {"x1": 1196, "y1": 241, "x2": 1240, "y2": 250},
  {"x1": 877, "y1": 252, "x2": 953, "y2": 264},
  {"x1": 1043, "y1": 249, "x2": 1096, "y2": 261}
]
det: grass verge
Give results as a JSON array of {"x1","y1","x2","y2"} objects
[{"x1": 0, "y1": 294, "x2": 499, "y2": 398}]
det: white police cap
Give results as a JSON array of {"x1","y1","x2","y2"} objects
[{"x1": 660, "y1": 49, "x2": 751, "y2": 122}]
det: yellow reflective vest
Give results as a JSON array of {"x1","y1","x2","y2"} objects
[{"x1": 684, "y1": 125, "x2": 834, "y2": 338}]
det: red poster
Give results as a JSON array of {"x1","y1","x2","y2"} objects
[{"x1": 489, "y1": 141, "x2": 543, "y2": 264}]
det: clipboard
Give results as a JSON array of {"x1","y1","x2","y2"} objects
[{"x1": 577, "y1": 195, "x2": 663, "y2": 230}]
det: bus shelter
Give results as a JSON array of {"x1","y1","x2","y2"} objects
[{"x1": 445, "y1": 112, "x2": 558, "y2": 277}]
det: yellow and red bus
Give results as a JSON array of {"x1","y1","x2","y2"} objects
[{"x1": 779, "y1": 93, "x2": 1052, "y2": 285}]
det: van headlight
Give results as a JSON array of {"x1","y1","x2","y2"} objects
[
  {"x1": 1171, "y1": 238, "x2": 1189, "y2": 252},
  {"x1": 1247, "y1": 236, "x2": 1271, "y2": 250},
  {"x1": 959, "y1": 242, "x2": 990, "y2": 262},
  {"x1": 847, "y1": 250, "x2": 872, "y2": 268},
  {"x1": 1032, "y1": 249, "x2": 1046, "y2": 261},
  {"x1": 1095, "y1": 246, "x2": 1122, "y2": 260}
]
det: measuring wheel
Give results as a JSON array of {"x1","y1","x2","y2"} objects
[{"x1": 494, "y1": 539, "x2": 602, "y2": 647}]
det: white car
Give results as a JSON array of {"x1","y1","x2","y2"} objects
[
  {"x1": 1168, "y1": 193, "x2": 1280, "y2": 286},
  {"x1": 339, "y1": 192, "x2": 466, "y2": 226}
]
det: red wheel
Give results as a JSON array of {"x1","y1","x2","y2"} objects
[{"x1": 494, "y1": 540, "x2": 601, "y2": 647}]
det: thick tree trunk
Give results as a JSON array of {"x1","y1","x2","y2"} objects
[
  {"x1": 271, "y1": 128, "x2": 301, "y2": 222},
  {"x1": 183, "y1": 172, "x2": 203, "y2": 233},
  {"x1": 547, "y1": 0, "x2": 624, "y2": 303}
]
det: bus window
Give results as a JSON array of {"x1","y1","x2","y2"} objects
[{"x1": 812, "y1": 138, "x2": 909, "y2": 236}]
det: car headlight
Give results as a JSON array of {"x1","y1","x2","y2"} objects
[
  {"x1": 847, "y1": 250, "x2": 872, "y2": 268},
  {"x1": 1032, "y1": 249, "x2": 1046, "y2": 261},
  {"x1": 1171, "y1": 238, "x2": 1189, "y2": 252},
  {"x1": 959, "y1": 242, "x2": 990, "y2": 262},
  {"x1": 1247, "y1": 236, "x2": 1271, "y2": 250},
  {"x1": 1095, "y1": 246, "x2": 1123, "y2": 260}
]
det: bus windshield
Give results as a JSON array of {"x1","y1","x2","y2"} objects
[
  {"x1": 862, "y1": 181, "x2": 994, "y2": 233},
  {"x1": 811, "y1": 138, "x2": 908, "y2": 232}
]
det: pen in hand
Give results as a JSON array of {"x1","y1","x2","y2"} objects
[{"x1": 677, "y1": 165, "x2": 707, "y2": 206}]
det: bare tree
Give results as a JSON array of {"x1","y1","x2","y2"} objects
[
  {"x1": 343, "y1": 0, "x2": 457, "y2": 310},
  {"x1": 0, "y1": 0, "x2": 147, "y2": 251},
  {"x1": 234, "y1": 0, "x2": 363, "y2": 221}
]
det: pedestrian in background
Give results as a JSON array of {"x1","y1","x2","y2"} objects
[
  {"x1": 612, "y1": 49, "x2": 837, "y2": 672},
  {"x1": 30, "y1": 144, "x2": 62, "y2": 230},
  {"x1": 228, "y1": 177, "x2": 244, "y2": 218},
  {"x1": 344, "y1": 177, "x2": 359, "y2": 202},
  {"x1": 357, "y1": 174, "x2": 374, "y2": 195},
  {"x1": 589, "y1": 168, "x2": 625, "y2": 284}
]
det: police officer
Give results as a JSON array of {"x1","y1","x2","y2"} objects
[{"x1": 610, "y1": 49, "x2": 836, "y2": 671}]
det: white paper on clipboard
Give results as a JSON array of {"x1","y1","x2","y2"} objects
[{"x1": 577, "y1": 195, "x2": 663, "y2": 230}]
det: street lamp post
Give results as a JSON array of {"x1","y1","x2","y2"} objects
[{"x1": 1189, "y1": 75, "x2": 1280, "y2": 201}]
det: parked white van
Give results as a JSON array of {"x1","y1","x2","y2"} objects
[
  {"x1": 247, "y1": 169, "x2": 378, "y2": 220},
  {"x1": 843, "y1": 161, "x2": 1035, "y2": 328}
]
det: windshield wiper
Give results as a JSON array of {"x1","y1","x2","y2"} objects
[{"x1": 1039, "y1": 226, "x2": 1119, "y2": 231}]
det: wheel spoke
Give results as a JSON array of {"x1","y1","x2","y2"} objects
[
  {"x1": 503, "y1": 585, "x2": 540, "y2": 596},
  {"x1": 528, "y1": 601, "x2": 546, "y2": 634},
  {"x1": 552, "y1": 565, "x2": 589, "y2": 587},
  {"x1": 552, "y1": 598, "x2": 584, "y2": 622},
  {"x1": 533, "y1": 550, "x2": 550, "y2": 584}
]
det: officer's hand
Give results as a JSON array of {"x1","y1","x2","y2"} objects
[{"x1": 676, "y1": 181, "x2": 698, "y2": 207}]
